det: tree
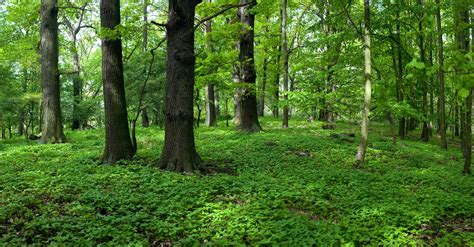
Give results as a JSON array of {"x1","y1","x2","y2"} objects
[
  {"x1": 281, "y1": 0, "x2": 289, "y2": 128},
  {"x1": 141, "y1": 0, "x2": 150, "y2": 128},
  {"x1": 355, "y1": 0, "x2": 372, "y2": 166},
  {"x1": 62, "y1": 2, "x2": 90, "y2": 130},
  {"x1": 100, "y1": 0, "x2": 136, "y2": 164},
  {"x1": 235, "y1": 0, "x2": 262, "y2": 132},
  {"x1": 417, "y1": 0, "x2": 429, "y2": 142},
  {"x1": 40, "y1": 0, "x2": 66, "y2": 144},
  {"x1": 436, "y1": 0, "x2": 447, "y2": 149},
  {"x1": 204, "y1": 0, "x2": 218, "y2": 127},
  {"x1": 456, "y1": 4, "x2": 471, "y2": 174},
  {"x1": 159, "y1": 0, "x2": 203, "y2": 173}
]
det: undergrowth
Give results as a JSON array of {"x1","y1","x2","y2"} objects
[{"x1": 0, "y1": 118, "x2": 473, "y2": 245}]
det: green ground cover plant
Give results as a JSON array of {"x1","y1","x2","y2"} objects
[{"x1": 1, "y1": 118, "x2": 472, "y2": 245}]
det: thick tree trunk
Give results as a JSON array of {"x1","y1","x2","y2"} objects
[
  {"x1": 281, "y1": 0, "x2": 289, "y2": 128},
  {"x1": 40, "y1": 0, "x2": 66, "y2": 144},
  {"x1": 204, "y1": 5, "x2": 217, "y2": 127},
  {"x1": 458, "y1": 8, "x2": 471, "y2": 173},
  {"x1": 355, "y1": 0, "x2": 372, "y2": 166},
  {"x1": 436, "y1": 0, "x2": 447, "y2": 149},
  {"x1": 236, "y1": 0, "x2": 262, "y2": 132},
  {"x1": 159, "y1": 0, "x2": 202, "y2": 173},
  {"x1": 100, "y1": 0, "x2": 135, "y2": 164}
]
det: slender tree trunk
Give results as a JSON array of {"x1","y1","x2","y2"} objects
[
  {"x1": 215, "y1": 91, "x2": 220, "y2": 118},
  {"x1": 281, "y1": 0, "x2": 289, "y2": 128},
  {"x1": 355, "y1": 0, "x2": 372, "y2": 166},
  {"x1": 455, "y1": 105, "x2": 460, "y2": 136},
  {"x1": 141, "y1": 0, "x2": 150, "y2": 128},
  {"x1": 18, "y1": 69, "x2": 28, "y2": 136},
  {"x1": 100, "y1": 0, "x2": 135, "y2": 164},
  {"x1": 258, "y1": 17, "x2": 270, "y2": 117},
  {"x1": 159, "y1": 0, "x2": 202, "y2": 173},
  {"x1": 396, "y1": 7, "x2": 405, "y2": 139},
  {"x1": 436, "y1": 0, "x2": 447, "y2": 149},
  {"x1": 418, "y1": 0, "x2": 429, "y2": 142},
  {"x1": 204, "y1": 2, "x2": 217, "y2": 127},
  {"x1": 40, "y1": 0, "x2": 66, "y2": 144},
  {"x1": 258, "y1": 57, "x2": 268, "y2": 116},
  {"x1": 273, "y1": 45, "x2": 281, "y2": 118},
  {"x1": 71, "y1": 52, "x2": 82, "y2": 130},
  {"x1": 237, "y1": 0, "x2": 262, "y2": 132},
  {"x1": 233, "y1": 64, "x2": 242, "y2": 127}
]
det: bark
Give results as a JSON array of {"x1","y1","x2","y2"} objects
[
  {"x1": 355, "y1": 0, "x2": 372, "y2": 166},
  {"x1": 18, "y1": 69, "x2": 28, "y2": 136},
  {"x1": 418, "y1": 0, "x2": 429, "y2": 142},
  {"x1": 158, "y1": 0, "x2": 203, "y2": 173},
  {"x1": 215, "y1": 90, "x2": 221, "y2": 117},
  {"x1": 396, "y1": 7, "x2": 405, "y2": 139},
  {"x1": 40, "y1": 0, "x2": 66, "y2": 144},
  {"x1": 63, "y1": 6, "x2": 87, "y2": 131},
  {"x1": 142, "y1": 109, "x2": 150, "y2": 127},
  {"x1": 257, "y1": 58, "x2": 268, "y2": 116},
  {"x1": 100, "y1": 0, "x2": 135, "y2": 164},
  {"x1": 204, "y1": 2, "x2": 217, "y2": 127},
  {"x1": 233, "y1": 64, "x2": 242, "y2": 127},
  {"x1": 281, "y1": 0, "x2": 289, "y2": 128},
  {"x1": 436, "y1": 0, "x2": 447, "y2": 149},
  {"x1": 236, "y1": 0, "x2": 262, "y2": 132},
  {"x1": 458, "y1": 7, "x2": 471, "y2": 174},
  {"x1": 141, "y1": 0, "x2": 150, "y2": 128},
  {"x1": 273, "y1": 45, "x2": 281, "y2": 118},
  {"x1": 257, "y1": 17, "x2": 270, "y2": 117}
]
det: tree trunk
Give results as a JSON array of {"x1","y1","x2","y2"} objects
[
  {"x1": 258, "y1": 57, "x2": 268, "y2": 116},
  {"x1": 159, "y1": 0, "x2": 202, "y2": 173},
  {"x1": 100, "y1": 0, "x2": 135, "y2": 164},
  {"x1": 40, "y1": 0, "x2": 66, "y2": 144},
  {"x1": 204, "y1": 4, "x2": 217, "y2": 127},
  {"x1": 141, "y1": 0, "x2": 150, "y2": 128},
  {"x1": 436, "y1": 0, "x2": 447, "y2": 149},
  {"x1": 233, "y1": 64, "x2": 242, "y2": 127},
  {"x1": 281, "y1": 0, "x2": 289, "y2": 128},
  {"x1": 236, "y1": 0, "x2": 262, "y2": 132},
  {"x1": 396, "y1": 7, "x2": 405, "y2": 139},
  {"x1": 18, "y1": 69, "x2": 28, "y2": 136},
  {"x1": 418, "y1": 0, "x2": 429, "y2": 142},
  {"x1": 142, "y1": 109, "x2": 150, "y2": 127},
  {"x1": 71, "y1": 51, "x2": 82, "y2": 130},
  {"x1": 273, "y1": 45, "x2": 281, "y2": 118},
  {"x1": 355, "y1": 0, "x2": 372, "y2": 166},
  {"x1": 458, "y1": 7, "x2": 471, "y2": 174}
]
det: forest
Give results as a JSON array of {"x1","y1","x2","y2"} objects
[{"x1": 0, "y1": 0, "x2": 473, "y2": 245}]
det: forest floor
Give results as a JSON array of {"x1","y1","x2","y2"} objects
[{"x1": 0, "y1": 118, "x2": 473, "y2": 245}]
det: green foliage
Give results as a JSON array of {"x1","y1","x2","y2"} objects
[{"x1": 1, "y1": 118, "x2": 473, "y2": 245}]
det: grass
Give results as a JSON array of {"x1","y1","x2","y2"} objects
[{"x1": 0, "y1": 117, "x2": 473, "y2": 245}]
